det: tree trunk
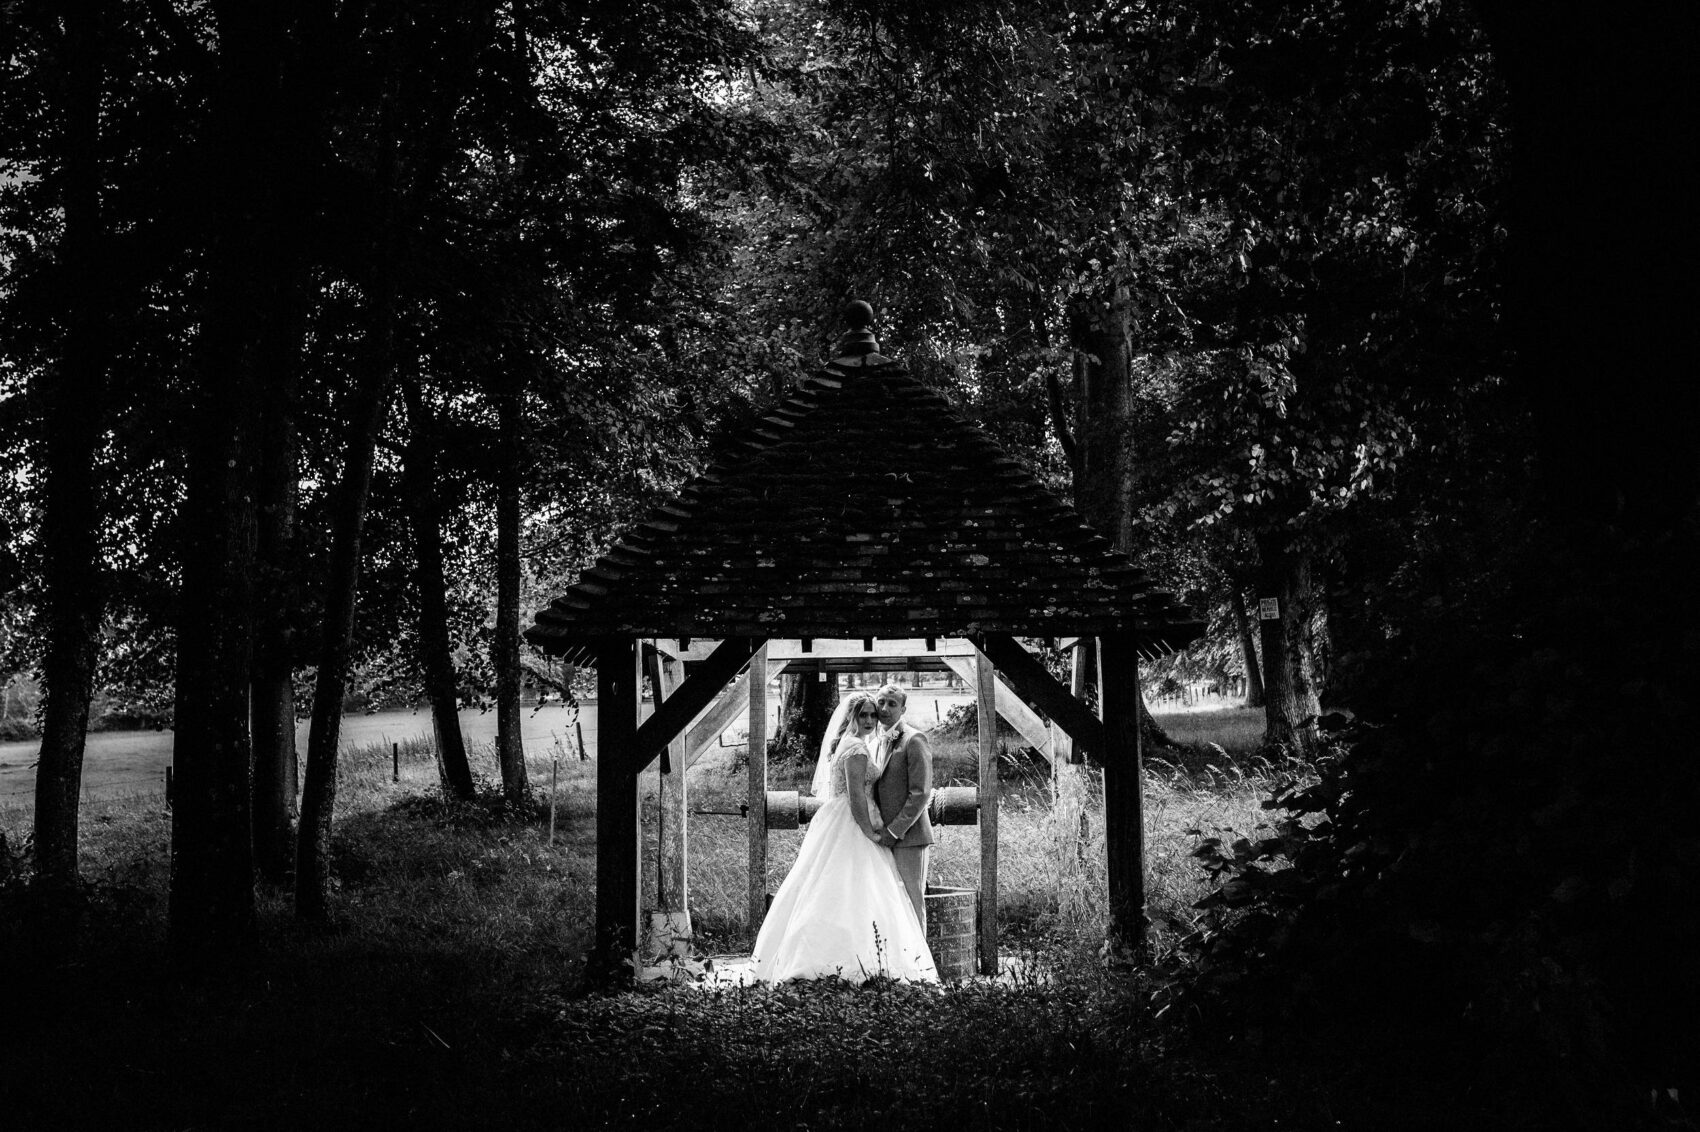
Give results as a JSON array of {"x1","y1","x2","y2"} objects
[
  {"x1": 249, "y1": 320, "x2": 303, "y2": 885},
  {"x1": 1298, "y1": 583, "x2": 1332, "y2": 704},
  {"x1": 490, "y1": 1, "x2": 536, "y2": 810},
  {"x1": 1068, "y1": 286, "x2": 1137, "y2": 550},
  {"x1": 32, "y1": 0, "x2": 108, "y2": 897},
  {"x1": 169, "y1": 2, "x2": 307, "y2": 953},
  {"x1": 493, "y1": 383, "x2": 529, "y2": 807},
  {"x1": 295, "y1": 280, "x2": 398, "y2": 921},
  {"x1": 1231, "y1": 589, "x2": 1267, "y2": 708},
  {"x1": 402, "y1": 384, "x2": 475, "y2": 801},
  {"x1": 242, "y1": 0, "x2": 331, "y2": 889},
  {"x1": 1254, "y1": 531, "x2": 1322, "y2": 753},
  {"x1": 1068, "y1": 288, "x2": 1174, "y2": 750},
  {"x1": 777, "y1": 671, "x2": 839, "y2": 755}
]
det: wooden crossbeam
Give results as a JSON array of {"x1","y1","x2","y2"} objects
[
  {"x1": 683, "y1": 661, "x2": 789, "y2": 770},
  {"x1": 767, "y1": 637, "x2": 977, "y2": 660},
  {"x1": 654, "y1": 637, "x2": 981, "y2": 662},
  {"x1": 940, "y1": 656, "x2": 1055, "y2": 762},
  {"x1": 969, "y1": 632, "x2": 1108, "y2": 758},
  {"x1": 630, "y1": 637, "x2": 765, "y2": 773},
  {"x1": 775, "y1": 656, "x2": 955, "y2": 674}
]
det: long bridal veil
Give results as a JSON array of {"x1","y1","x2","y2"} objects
[{"x1": 809, "y1": 695, "x2": 855, "y2": 797}]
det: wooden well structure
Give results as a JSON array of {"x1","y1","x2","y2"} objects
[{"x1": 525, "y1": 309, "x2": 1201, "y2": 982}]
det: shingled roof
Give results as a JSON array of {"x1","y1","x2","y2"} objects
[{"x1": 526, "y1": 333, "x2": 1200, "y2": 662}]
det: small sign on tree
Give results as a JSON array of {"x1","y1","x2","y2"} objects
[{"x1": 1258, "y1": 598, "x2": 1280, "y2": 621}]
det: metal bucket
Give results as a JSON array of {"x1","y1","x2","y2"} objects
[{"x1": 924, "y1": 885, "x2": 977, "y2": 981}]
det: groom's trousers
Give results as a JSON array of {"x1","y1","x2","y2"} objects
[{"x1": 893, "y1": 845, "x2": 930, "y2": 933}]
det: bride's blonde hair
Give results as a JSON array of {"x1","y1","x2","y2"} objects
[{"x1": 830, "y1": 691, "x2": 878, "y2": 751}]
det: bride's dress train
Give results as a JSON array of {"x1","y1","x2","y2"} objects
[{"x1": 751, "y1": 738, "x2": 937, "y2": 983}]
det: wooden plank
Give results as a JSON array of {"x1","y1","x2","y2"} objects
[
  {"x1": 1069, "y1": 639, "x2": 1092, "y2": 765},
  {"x1": 630, "y1": 637, "x2": 764, "y2": 773},
  {"x1": 767, "y1": 637, "x2": 978, "y2": 660},
  {"x1": 746, "y1": 645, "x2": 769, "y2": 932},
  {"x1": 969, "y1": 632, "x2": 1108, "y2": 758},
  {"x1": 592, "y1": 637, "x2": 641, "y2": 985},
  {"x1": 640, "y1": 646, "x2": 667, "y2": 771},
  {"x1": 974, "y1": 647, "x2": 1000, "y2": 976},
  {"x1": 648, "y1": 638, "x2": 722, "y2": 662},
  {"x1": 683, "y1": 660, "x2": 788, "y2": 770},
  {"x1": 1098, "y1": 632, "x2": 1148, "y2": 951},
  {"x1": 940, "y1": 656, "x2": 1055, "y2": 762},
  {"x1": 652, "y1": 637, "x2": 980, "y2": 662},
  {"x1": 770, "y1": 656, "x2": 956, "y2": 674},
  {"x1": 654, "y1": 654, "x2": 690, "y2": 936}
]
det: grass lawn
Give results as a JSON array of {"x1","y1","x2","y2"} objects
[
  {"x1": 1152, "y1": 704, "x2": 1268, "y2": 754},
  {"x1": 0, "y1": 710, "x2": 1616, "y2": 1130}
]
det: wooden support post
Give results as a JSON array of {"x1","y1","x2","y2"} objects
[
  {"x1": 650, "y1": 651, "x2": 691, "y2": 956},
  {"x1": 593, "y1": 637, "x2": 642, "y2": 984},
  {"x1": 1053, "y1": 640, "x2": 1094, "y2": 928},
  {"x1": 1098, "y1": 632, "x2": 1147, "y2": 953},
  {"x1": 974, "y1": 645, "x2": 999, "y2": 976},
  {"x1": 746, "y1": 644, "x2": 769, "y2": 932},
  {"x1": 1070, "y1": 638, "x2": 1092, "y2": 765},
  {"x1": 970, "y1": 632, "x2": 1108, "y2": 756}
]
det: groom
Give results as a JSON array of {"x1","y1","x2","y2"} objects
[{"x1": 870, "y1": 683, "x2": 934, "y2": 931}]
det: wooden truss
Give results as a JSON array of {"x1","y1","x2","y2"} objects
[{"x1": 589, "y1": 633, "x2": 1145, "y2": 984}]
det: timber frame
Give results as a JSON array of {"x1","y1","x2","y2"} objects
[{"x1": 528, "y1": 310, "x2": 1202, "y2": 983}]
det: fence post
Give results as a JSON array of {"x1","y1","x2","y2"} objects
[{"x1": 549, "y1": 756, "x2": 559, "y2": 845}]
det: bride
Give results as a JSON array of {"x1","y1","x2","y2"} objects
[{"x1": 750, "y1": 691, "x2": 938, "y2": 983}]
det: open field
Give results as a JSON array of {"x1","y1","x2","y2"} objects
[
  {"x1": 0, "y1": 691, "x2": 1250, "y2": 802},
  {"x1": 0, "y1": 687, "x2": 979, "y2": 803}
]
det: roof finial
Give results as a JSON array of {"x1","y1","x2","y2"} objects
[{"x1": 829, "y1": 299, "x2": 890, "y2": 368}]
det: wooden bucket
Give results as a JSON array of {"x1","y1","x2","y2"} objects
[{"x1": 924, "y1": 885, "x2": 977, "y2": 981}]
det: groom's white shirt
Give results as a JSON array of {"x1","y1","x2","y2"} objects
[{"x1": 872, "y1": 721, "x2": 902, "y2": 773}]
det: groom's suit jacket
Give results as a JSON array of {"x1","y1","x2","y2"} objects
[{"x1": 873, "y1": 721, "x2": 934, "y2": 848}]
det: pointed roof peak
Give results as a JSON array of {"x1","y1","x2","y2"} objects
[
  {"x1": 828, "y1": 298, "x2": 892, "y2": 369},
  {"x1": 526, "y1": 335, "x2": 1204, "y2": 661}
]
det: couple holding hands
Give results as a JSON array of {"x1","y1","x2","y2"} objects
[{"x1": 751, "y1": 684, "x2": 940, "y2": 984}]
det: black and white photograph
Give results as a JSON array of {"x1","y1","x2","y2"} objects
[{"x1": 1, "y1": 1, "x2": 1694, "y2": 1128}]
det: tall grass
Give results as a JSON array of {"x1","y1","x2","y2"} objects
[
  {"x1": 633, "y1": 717, "x2": 1300, "y2": 958},
  {"x1": 0, "y1": 710, "x2": 1297, "y2": 970},
  {"x1": 1151, "y1": 705, "x2": 1268, "y2": 755}
]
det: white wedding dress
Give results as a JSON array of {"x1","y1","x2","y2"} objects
[{"x1": 750, "y1": 736, "x2": 938, "y2": 984}]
